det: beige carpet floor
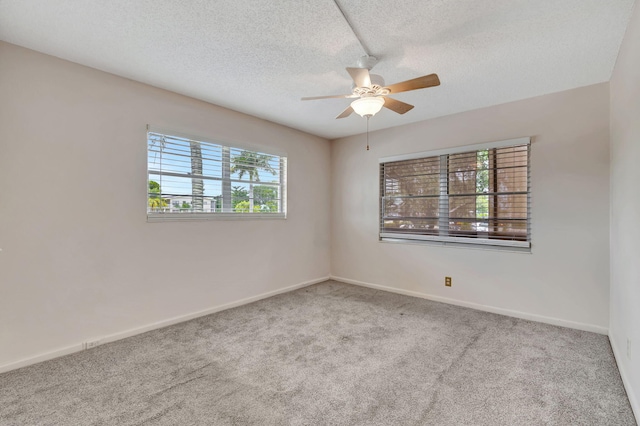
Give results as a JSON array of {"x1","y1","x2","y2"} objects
[{"x1": 0, "y1": 280, "x2": 636, "y2": 425}]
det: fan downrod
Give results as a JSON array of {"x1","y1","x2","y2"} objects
[{"x1": 357, "y1": 55, "x2": 378, "y2": 70}]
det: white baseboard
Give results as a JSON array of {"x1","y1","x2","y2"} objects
[
  {"x1": 0, "y1": 343, "x2": 85, "y2": 375},
  {"x1": 0, "y1": 276, "x2": 329, "y2": 374},
  {"x1": 330, "y1": 275, "x2": 609, "y2": 335},
  {"x1": 610, "y1": 336, "x2": 640, "y2": 424}
]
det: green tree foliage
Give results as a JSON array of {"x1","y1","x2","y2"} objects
[
  {"x1": 231, "y1": 186, "x2": 249, "y2": 208},
  {"x1": 230, "y1": 151, "x2": 276, "y2": 181},
  {"x1": 148, "y1": 180, "x2": 168, "y2": 209},
  {"x1": 148, "y1": 198, "x2": 168, "y2": 209},
  {"x1": 231, "y1": 151, "x2": 277, "y2": 212},
  {"x1": 253, "y1": 185, "x2": 277, "y2": 205},
  {"x1": 234, "y1": 201, "x2": 260, "y2": 213},
  {"x1": 261, "y1": 201, "x2": 278, "y2": 212},
  {"x1": 476, "y1": 150, "x2": 489, "y2": 219},
  {"x1": 234, "y1": 200, "x2": 277, "y2": 213}
]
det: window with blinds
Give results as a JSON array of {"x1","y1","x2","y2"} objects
[
  {"x1": 147, "y1": 129, "x2": 287, "y2": 221},
  {"x1": 380, "y1": 138, "x2": 530, "y2": 248}
]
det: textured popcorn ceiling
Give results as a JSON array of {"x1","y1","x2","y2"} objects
[{"x1": 0, "y1": 0, "x2": 635, "y2": 139}]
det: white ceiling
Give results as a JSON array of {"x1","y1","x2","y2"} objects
[{"x1": 0, "y1": 0, "x2": 635, "y2": 139}]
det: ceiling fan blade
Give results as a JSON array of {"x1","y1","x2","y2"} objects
[
  {"x1": 301, "y1": 94, "x2": 355, "y2": 101},
  {"x1": 336, "y1": 105, "x2": 354, "y2": 119},
  {"x1": 346, "y1": 67, "x2": 371, "y2": 88},
  {"x1": 385, "y1": 74, "x2": 440, "y2": 94},
  {"x1": 383, "y1": 97, "x2": 414, "y2": 115}
]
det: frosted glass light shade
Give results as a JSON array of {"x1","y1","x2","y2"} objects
[{"x1": 351, "y1": 97, "x2": 385, "y2": 117}]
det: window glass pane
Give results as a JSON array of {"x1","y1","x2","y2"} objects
[
  {"x1": 383, "y1": 197, "x2": 440, "y2": 219},
  {"x1": 448, "y1": 219, "x2": 479, "y2": 234},
  {"x1": 384, "y1": 158, "x2": 440, "y2": 196},
  {"x1": 201, "y1": 144, "x2": 223, "y2": 179},
  {"x1": 148, "y1": 173, "x2": 168, "y2": 212},
  {"x1": 488, "y1": 219, "x2": 528, "y2": 240},
  {"x1": 489, "y1": 194, "x2": 528, "y2": 219},
  {"x1": 449, "y1": 195, "x2": 478, "y2": 219},
  {"x1": 253, "y1": 185, "x2": 280, "y2": 212},
  {"x1": 231, "y1": 184, "x2": 250, "y2": 211},
  {"x1": 448, "y1": 152, "x2": 477, "y2": 195},
  {"x1": 490, "y1": 147, "x2": 528, "y2": 192},
  {"x1": 230, "y1": 149, "x2": 280, "y2": 184},
  {"x1": 149, "y1": 177, "x2": 222, "y2": 213},
  {"x1": 147, "y1": 131, "x2": 285, "y2": 218},
  {"x1": 380, "y1": 142, "x2": 530, "y2": 246},
  {"x1": 383, "y1": 218, "x2": 439, "y2": 233}
]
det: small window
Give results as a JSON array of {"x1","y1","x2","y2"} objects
[
  {"x1": 380, "y1": 138, "x2": 530, "y2": 249},
  {"x1": 147, "y1": 129, "x2": 287, "y2": 221}
]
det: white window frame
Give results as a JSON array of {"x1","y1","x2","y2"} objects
[
  {"x1": 379, "y1": 137, "x2": 531, "y2": 249},
  {"x1": 147, "y1": 127, "x2": 287, "y2": 222}
]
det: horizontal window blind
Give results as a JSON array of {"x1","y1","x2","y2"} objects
[
  {"x1": 380, "y1": 140, "x2": 530, "y2": 248},
  {"x1": 147, "y1": 131, "x2": 286, "y2": 220}
]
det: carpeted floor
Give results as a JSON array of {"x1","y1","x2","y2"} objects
[{"x1": 0, "y1": 280, "x2": 635, "y2": 425}]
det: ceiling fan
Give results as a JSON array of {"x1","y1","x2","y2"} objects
[{"x1": 301, "y1": 58, "x2": 440, "y2": 119}]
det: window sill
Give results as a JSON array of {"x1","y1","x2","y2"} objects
[
  {"x1": 379, "y1": 233, "x2": 531, "y2": 253},
  {"x1": 147, "y1": 212, "x2": 286, "y2": 222}
]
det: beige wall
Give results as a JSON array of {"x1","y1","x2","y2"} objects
[
  {"x1": 331, "y1": 83, "x2": 611, "y2": 332},
  {"x1": 0, "y1": 36, "x2": 625, "y2": 384},
  {"x1": 610, "y1": 0, "x2": 640, "y2": 418},
  {"x1": 0, "y1": 42, "x2": 331, "y2": 369}
]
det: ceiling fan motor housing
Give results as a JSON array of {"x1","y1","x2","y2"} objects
[{"x1": 352, "y1": 74, "x2": 389, "y2": 96}]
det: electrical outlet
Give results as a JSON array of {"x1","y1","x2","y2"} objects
[
  {"x1": 627, "y1": 338, "x2": 631, "y2": 359},
  {"x1": 445, "y1": 277, "x2": 452, "y2": 287},
  {"x1": 83, "y1": 339, "x2": 102, "y2": 350}
]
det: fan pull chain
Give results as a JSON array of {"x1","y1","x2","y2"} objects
[{"x1": 366, "y1": 116, "x2": 370, "y2": 151}]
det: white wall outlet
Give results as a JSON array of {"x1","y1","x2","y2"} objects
[
  {"x1": 83, "y1": 339, "x2": 102, "y2": 350},
  {"x1": 627, "y1": 338, "x2": 631, "y2": 359}
]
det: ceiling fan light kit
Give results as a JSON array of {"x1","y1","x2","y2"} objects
[{"x1": 351, "y1": 96, "x2": 385, "y2": 117}]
